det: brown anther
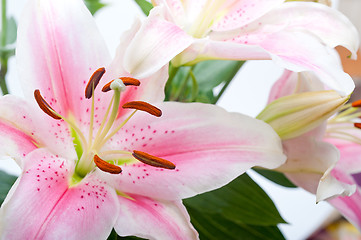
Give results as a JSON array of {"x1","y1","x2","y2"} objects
[
  {"x1": 122, "y1": 101, "x2": 162, "y2": 117},
  {"x1": 34, "y1": 89, "x2": 61, "y2": 120},
  {"x1": 102, "y1": 77, "x2": 141, "y2": 92},
  {"x1": 120, "y1": 77, "x2": 141, "y2": 86},
  {"x1": 354, "y1": 123, "x2": 361, "y2": 129},
  {"x1": 85, "y1": 67, "x2": 106, "y2": 99},
  {"x1": 352, "y1": 99, "x2": 361, "y2": 108},
  {"x1": 93, "y1": 155, "x2": 122, "y2": 174},
  {"x1": 132, "y1": 150, "x2": 175, "y2": 170}
]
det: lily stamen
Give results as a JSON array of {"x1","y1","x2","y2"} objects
[
  {"x1": 132, "y1": 150, "x2": 176, "y2": 170},
  {"x1": 34, "y1": 89, "x2": 62, "y2": 120},
  {"x1": 352, "y1": 99, "x2": 361, "y2": 108},
  {"x1": 85, "y1": 67, "x2": 106, "y2": 99},
  {"x1": 93, "y1": 154, "x2": 122, "y2": 174},
  {"x1": 122, "y1": 101, "x2": 162, "y2": 117}
]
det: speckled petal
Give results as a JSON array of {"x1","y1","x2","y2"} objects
[
  {"x1": 115, "y1": 194, "x2": 198, "y2": 240},
  {"x1": 16, "y1": 0, "x2": 113, "y2": 127},
  {"x1": 123, "y1": 6, "x2": 194, "y2": 78},
  {"x1": 101, "y1": 102, "x2": 285, "y2": 200},
  {"x1": 0, "y1": 95, "x2": 76, "y2": 162},
  {"x1": 211, "y1": 0, "x2": 284, "y2": 31},
  {"x1": 0, "y1": 149, "x2": 119, "y2": 240}
]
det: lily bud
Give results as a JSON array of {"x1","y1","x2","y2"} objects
[{"x1": 257, "y1": 90, "x2": 349, "y2": 140}]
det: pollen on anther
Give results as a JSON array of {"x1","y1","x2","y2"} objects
[
  {"x1": 132, "y1": 150, "x2": 176, "y2": 170},
  {"x1": 34, "y1": 89, "x2": 61, "y2": 120},
  {"x1": 85, "y1": 67, "x2": 106, "y2": 99},
  {"x1": 122, "y1": 101, "x2": 162, "y2": 117},
  {"x1": 352, "y1": 99, "x2": 361, "y2": 108},
  {"x1": 93, "y1": 155, "x2": 122, "y2": 174}
]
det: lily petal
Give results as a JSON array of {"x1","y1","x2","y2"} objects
[
  {"x1": 325, "y1": 124, "x2": 361, "y2": 174},
  {"x1": 106, "y1": 19, "x2": 169, "y2": 109},
  {"x1": 123, "y1": 6, "x2": 194, "y2": 78},
  {"x1": 329, "y1": 190, "x2": 361, "y2": 231},
  {"x1": 0, "y1": 121, "x2": 37, "y2": 166},
  {"x1": 151, "y1": 0, "x2": 186, "y2": 26},
  {"x1": 279, "y1": 125, "x2": 341, "y2": 200},
  {"x1": 0, "y1": 149, "x2": 119, "y2": 240},
  {"x1": 115, "y1": 194, "x2": 198, "y2": 240},
  {"x1": 17, "y1": 0, "x2": 112, "y2": 123},
  {"x1": 268, "y1": 70, "x2": 325, "y2": 103},
  {"x1": 211, "y1": 0, "x2": 285, "y2": 31},
  {"x1": 245, "y1": 2, "x2": 359, "y2": 58},
  {"x1": 258, "y1": 32, "x2": 354, "y2": 96},
  {"x1": 102, "y1": 102, "x2": 285, "y2": 200},
  {"x1": 210, "y1": 29, "x2": 354, "y2": 96},
  {"x1": 0, "y1": 95, "x2": 76, "y2": 161}
]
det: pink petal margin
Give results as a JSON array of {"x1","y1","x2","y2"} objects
[
  {"x1": 115, "y1": 194, "x2": 198, "y2": 240},
  {"x1": 0, "y1": 149, "x2": 119, "y2": 240}
]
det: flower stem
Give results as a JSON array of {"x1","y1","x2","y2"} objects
[
  {"x1": 0, "y1": 0, "x2": 9, "y2": 95},
  {"x1": 165, "y1": 63, "x2": 179, "y2": 101}
]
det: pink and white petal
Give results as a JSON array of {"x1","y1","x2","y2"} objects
[
  {"x1": 102, "y1": 102, "x2": 286, "y2": 200},
  {"x1": 151, "y1": 0, "x2": 186, "y2": 25},
  {"x1": 209, "y1": 27, "x2": 354, "y2": 95},
  {"x1": 278, "y1": 128, "x2": 353, "y2": 201},
  {"x1": 325, "y1": 123, "x2": 361, "y2": 174},
  {"x1": 212, "y1": 0, "x2": 285, "y2": 31},
  {"x1": 329, "y1": 189, "x2": 361, "y2": 231},
  {"x1": 0, "y1": 121, "x2": 37, "y2": 167},
  {"x1": 259, "y1": 32, "x2": 354, "y2": 96},
  {"x1": 0, "y1": 95, "x2": 76, "y2": 161},
  {"x1": 172, "y1": 38, "x2": 271, "y2": 66},
  {"x1": 0, "y1": 149, "x2": 119, "y2": 240},
  {"x1": 105, "y1": 20, "x2": 169, "y2": 111},
  {"x1": 253, "y1": 2, "x2": 359, "y2": 58},
  {"x1": 268, "y1": 70, "x2": 325, "y2": 103},
  {"x1": 17, "y1": 0, "x2": 112, "y2": 124},
  {"x1": 123, "y1": 6, "x2": 194, "y2": 78},
  {"x1": 181, "y1": 0, "x2": 208, "y2": 24},
  {"x1": 212, "y1": 2, "x2": 358, "y2": 58},
  {"x1": 115, "y1": 195, "x2": 198, "y2": 240},
  {"x1": 316, "y1": 167, "x2": 356, "y2": 202}
]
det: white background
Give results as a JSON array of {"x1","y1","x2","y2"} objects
[{"x1": 1, "y1": 0, "x2": 351, "y2": 239}]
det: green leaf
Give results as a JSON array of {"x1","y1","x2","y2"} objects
[
  {"x1": 118, "y1": 236, "x2": 146, "y2": 240},
  {"x1": 193, "y1": 60, "x2": 244, "y2": 92},
  {"x1": 0, "y1": 170, "x2": 17, "y2": 206},
  {"x1": 5, "y1": 17, "x2": 17, "y2": 45},
  {"x1": 133, "y1": 0, "x2": 153, "y2": 16},
  {"x1": 84, "y1": 0, "x2": 107, "y2": 15},
  {"x1": 107, "y1": 229, "x2": 147, "y2": 240},
  {"x1": 184, "y1": 173, "x2": 286, "y2": 226},
  {"x1": 253, "y1": 169, "x2": 297, "y2": 188},
  {"x1": 165, "y1": 60, "x2": 244, "y2": 103},
  {"x1": 187, "y1": 208, "x2": 285, "y2": 240}
]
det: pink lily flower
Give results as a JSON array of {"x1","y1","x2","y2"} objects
[
  {"x1": 267, "y1": 70, "x2": 361, "y2": 229},
  {"x1": 325, "y1": 111, "x2": 361, "y2": 230},
  {"x1": 123, "y1": 0, "x2": 359, "y2": 96},
  {"x1": 0, "y1": 0, "x2": 286, "y2": 239}
]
